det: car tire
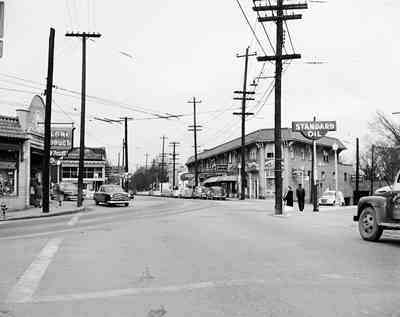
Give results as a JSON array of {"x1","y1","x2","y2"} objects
[
  {"x1": 124, "y1": 203, "x2": 129, "y2": 207},
  {"x1": 358, "y1": 207, "x2": 383, "y2": 241},
  {"x1": 95, "y1": 200, "x2": 99, "y2": 205}
]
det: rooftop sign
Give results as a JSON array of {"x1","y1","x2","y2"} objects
[{"x1": 292, "y1": 121, "x2": 336, "y2": 140}]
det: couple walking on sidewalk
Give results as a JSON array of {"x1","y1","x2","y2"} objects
[{"x1": 283, "y1": 184, "x2": 305, "y2": 212}]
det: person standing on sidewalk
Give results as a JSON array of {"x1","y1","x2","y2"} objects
[
  {"x1": 296, "y1": 183, "x2": 305, "y2": 212},
  {"x1": 54, "y1": 183, "x2": 63, "y2": 207},
  {"x1": 283, "y1": 186, "x2": 294, "y2": 207}
]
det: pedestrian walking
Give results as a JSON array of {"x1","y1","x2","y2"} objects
[{"x1": 296, "y1": 183, "x2": 305, "y2": 212}]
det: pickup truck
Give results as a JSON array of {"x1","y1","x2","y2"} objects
[{"x1": 354, "y1": 172, "x2": 400, "y2": 241}]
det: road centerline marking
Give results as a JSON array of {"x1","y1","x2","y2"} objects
[
  {"x1": 6, "y1": 237, "x2": 63, "y2": 304},
  {"x1": 67, "y1": 213, "x2": 81, "y2": 226}
]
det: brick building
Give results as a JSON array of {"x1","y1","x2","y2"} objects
[{"x1": 186, "y1": 128, "x2": 354, "y2": 202}]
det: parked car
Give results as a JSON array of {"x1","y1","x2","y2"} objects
[
  {"x1": 172, "y1": 189, "x2": 180, "y2": 198},
  {"x1": 84, "y1": 189, "x2": 95, "y2": 199},
  {"x1": 59, "y1": 182, "x2": 79, "y2": 201},
  {"x1": 94, "y1": 185, "x2": 130, "y2": 207},
  {"x1": 354, "y1": 170, "x2": 400, "y2": 241},
  {"x1": 193, "y1": 186, "x2": 208, "y2": 199},
  {"x1": 318, "y1": 190, "x2": 344, "y2": 206},
  {"x1": 209, "y1": 186, "x2": 226, "y2": 200},
  {"x1": 179, "y1": 187, "x2": 193, "y2": 199}
]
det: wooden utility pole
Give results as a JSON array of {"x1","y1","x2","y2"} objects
[
  {"x1": 65, "y1": 32, "x2": 101, "y2": 207},
  {"x1": 169, "y1": 142, "x2": 180, "y2": 189},
  {"x1": 370, "y1": 145, "x2": 374, "y2": 195},
  {"x1": 312, "y1": 116, "x2": 318, "y2": 212},
  {"x1": 188, "y1": 97, "x2": 202, "y2": 187},
  {"x1": 160, "y1": 136, "x2": 167, "y2": 192},
  {"x1": 233, "y1": 47, "x2": 256, "y2": 200},
  {"x1": 145, "y1": 153, "x2": 149, "y2": 170},
  {"x1": 355, "y1": 138, "x2": 360, "y2": 204},
  {"x1": 42, "y1": 28, "x2": 55, "y2": 214},
  {"x1": 253, "y1": 0, "x2": 307, "y2": 215}
]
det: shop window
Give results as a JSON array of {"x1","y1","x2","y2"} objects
[
  {"x1": 249, "y1": 149, "x2": 257, "y2": 161},
  {"x1": 266, "y1": 152, "x2": 274, "y2": 159},
  {"x1": 0, "y1": 169, "x2": 17, "y2": 196},
  {"x1": 62, "y1": 167, "x2": 78, "y2": 178},
  {"x1": 323, "y1": 150, "x2": 329, "y2": 163},
  {"x1": 300, "y1": 148, "x2": 305, "y2": 160}
]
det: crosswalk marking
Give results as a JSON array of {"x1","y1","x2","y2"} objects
[{"x1": 6, "y1": 237, "x2": 63, "y2": 304}]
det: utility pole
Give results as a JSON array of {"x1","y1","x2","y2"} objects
[
  {"x1": 312, "y1": 116, "x2": 319, "y2": 212},
  {"x1": 65, "y1": 31, "x2": 101, "y2": 207},
  {"x1": 119, "y1": 117, "x2": 133, "y2": 174},
  {"x1": 160, "y1": 136, "x2": 167, "y2": 192},
  {"x1": 233, "y1": 47, "x2": 256, "y2": 200},
  {"x1": 253, "y1": 1, "x2": 307, "y2": 215},
  {"x1": 355, "y1": 138, "x2": 360, "y2": 204},
  {"x1": 169, "y1": 142, "x2": 180, "y2": 189},
  {"x1": 42, "y1": 28, "x2": 55, "y2": 214},
  {"x1": 371, "y1": 144, "x2": 374, "y2": 195},
  {"x1": 145, "y1": 153, "x2": 149, "y2": 170},
  {"x1": 188, "y1": 97, "x2": 202, "y2": 187}
]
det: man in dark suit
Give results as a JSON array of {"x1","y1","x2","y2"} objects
[{"x1": 296, "y1": 183, "x2": 305, "y2": 212}]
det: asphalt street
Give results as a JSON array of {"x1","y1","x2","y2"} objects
[{"x1": 0, "y1": 196, "x2": 399, "y2": 317}]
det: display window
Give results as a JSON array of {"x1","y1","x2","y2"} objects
[{"x1": 0, "y1": 168, "x2": 17, "y2": 196}]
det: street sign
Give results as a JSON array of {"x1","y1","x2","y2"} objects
[{"x1": 292, "y1": 121, "x2": 336, "y2": 140}]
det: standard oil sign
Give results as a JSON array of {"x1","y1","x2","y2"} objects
[{"x1": 292, "y1": 121, "x2": 336, "y2": 140}]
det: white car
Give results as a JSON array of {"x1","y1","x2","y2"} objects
[{"x1": 318, "y1": 190, "x2": 345, "y2": 206}]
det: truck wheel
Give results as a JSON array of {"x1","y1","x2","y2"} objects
[{"x1": 358, "y1": 207, "x2": 383, "y2": 241}]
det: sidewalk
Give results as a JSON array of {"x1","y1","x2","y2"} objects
[{"x1": 0, "y1": 200, "x2": 86, "y2": 222}]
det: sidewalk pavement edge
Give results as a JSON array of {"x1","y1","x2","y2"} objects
[{"x1": 1, "y1": 206, "x2": 86, "y2": 222}]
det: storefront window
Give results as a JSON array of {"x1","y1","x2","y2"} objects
[
  {"x1": 62, "y1": 167, "x2": 78, "y2": 178},
  {"x1": 0, "y1": 169, "x2": 17, "y2": 196}
]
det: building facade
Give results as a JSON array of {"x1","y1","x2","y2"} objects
[
  {"x1": 60, "y1": 147, "x2": 107, "y2": 191},
  {"x1": 0, "y1": 95, "x2": 46, "y2": 210},
  {"x1": 186, "y1": 128, "x2": 354, "y2": 202}
]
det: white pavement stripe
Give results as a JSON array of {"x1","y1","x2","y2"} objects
[
  {"x1": 67, "y1": 213, "x2": 81, "y2": 226},
  {"x1": 6, "y1": 237, "x2": 63, "y2": 304},
  {"x1": 32, "y1": 279, "x2": 268, "y2": 303}
]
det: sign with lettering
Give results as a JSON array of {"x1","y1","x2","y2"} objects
[
  {"x1": 292, "y1": 121, "x2": 336, "y2": 140},
  {"x1": 51, "y1": 127, "x2": 73, "y2": 153}
]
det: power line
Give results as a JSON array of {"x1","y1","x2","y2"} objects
[{"x1": 235, "y1": 0, "x2": 268, "y2": 56}]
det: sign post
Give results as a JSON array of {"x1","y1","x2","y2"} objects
[{"x1": 292, "y1": 118, "x2": 337, "y2": 212}]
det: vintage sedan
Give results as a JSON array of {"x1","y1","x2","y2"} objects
[{"x1": 94, "y1": 185, "x2": 130, "y2": 207}]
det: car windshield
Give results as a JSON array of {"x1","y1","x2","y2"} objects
[
  {"x1": 102, "y1": 186, "x2": 123, "y2": 193},
  {"x1": 323, "y1": 191, "x2": 336, "y2": 197}
]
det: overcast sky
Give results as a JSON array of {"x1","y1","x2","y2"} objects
[{"x1": 1, "y1": 0, "x2": 399, "y2": 170}]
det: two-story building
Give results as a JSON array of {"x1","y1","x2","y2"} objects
[
  {"x1": 186, "y1": 128, "x2": 354, "y2": 202},
  {"x1": 60, "y1": 147, "x2": 107, "y2": 191}
]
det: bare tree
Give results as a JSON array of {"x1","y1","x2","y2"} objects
[{"x1": 362, "y1": 111, "x2": 400, "y2": 183}]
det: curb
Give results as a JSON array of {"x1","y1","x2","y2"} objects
[{"x1": 0, "y1": 207, "x2": 86, "y2": 222}]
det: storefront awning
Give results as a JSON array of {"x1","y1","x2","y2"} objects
[{"x1": 203, "y1": 175, "x2": 238, "y2": 184}]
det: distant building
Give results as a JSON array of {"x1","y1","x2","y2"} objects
[
  {"x1": 186, "y1": 128, "x2": 354, "y2": 201},
  {"x1": 60, "y1": 147, "x2": 107, "y2": 191}
]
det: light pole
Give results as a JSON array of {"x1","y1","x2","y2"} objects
[{"x1": 332, "y1": 143, "x2": 339, "y2": 194}]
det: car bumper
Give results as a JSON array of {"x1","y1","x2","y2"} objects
[{"x1": 107, "y1": 200, "x2": 130, "y2": 205}]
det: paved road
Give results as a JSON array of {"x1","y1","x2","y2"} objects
[{"x1": 0, "y1": 196, "x2": 399, "y2": 317}]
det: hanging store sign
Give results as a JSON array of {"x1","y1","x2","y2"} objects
[
  {"x1": 292, "y1": 121, "x2": 336, "y2": 140},
  {"x1": 50, "y1": 127, "x2": 73, "y2": 157}
]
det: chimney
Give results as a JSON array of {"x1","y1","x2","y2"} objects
[{"x1": 16, "y1": 108, "x2": 29, "y2": 131}]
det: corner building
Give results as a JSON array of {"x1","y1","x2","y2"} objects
[{"x1": 186, "y1": 128, "x2": 353, "y2": 202}]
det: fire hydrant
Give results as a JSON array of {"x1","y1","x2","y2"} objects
[{"x1": 1, "y1": 201, "x2": 7, "y2": 220}]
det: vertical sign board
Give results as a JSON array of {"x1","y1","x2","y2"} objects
[
  {"x1": 50, "y1": 127, "x2": 74, "y2": 158},
  {"x1": 0, "y1": 1, "x2": 4, "y2": 57}
]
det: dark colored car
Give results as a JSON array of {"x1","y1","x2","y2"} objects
[
  {"x1": 59, "y1": 182, "x2": 79, "y2": 201},
  {"x1": 193, "y1": 186, "x2": 208, "y2": 199},
  {"x1": 94, "y1": 185, "x2": 130, "y2": 207},
  {"x1": 354, "y1": 188, "x2": 400, "y2": 241},
  {"x1": 210, "y1": 186, "x2": 226, "y2": 200}
]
